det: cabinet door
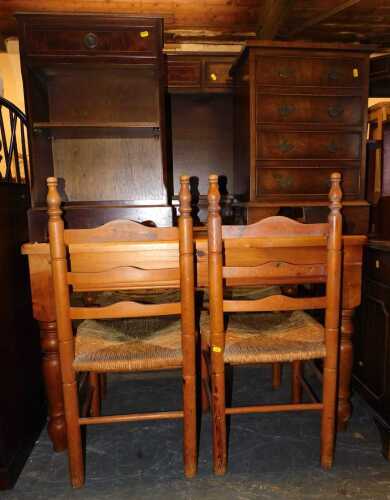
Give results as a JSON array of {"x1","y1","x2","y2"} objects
[{"x1": 355, "y1": 278, "x2": 390, "y2": 411}]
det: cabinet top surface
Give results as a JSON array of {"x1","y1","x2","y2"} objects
[{"x1": 244, "y1": 40, "x2": 376, "y2": 52}]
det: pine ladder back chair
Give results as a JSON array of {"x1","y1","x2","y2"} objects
[
  {"x1": 205, "y1": 172, "x2": 343, "y2": 475},
  {"x1": 47, "y1": 176, "x2": 197, "y2": 488}
]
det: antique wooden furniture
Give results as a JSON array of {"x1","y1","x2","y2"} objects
[
  {"x1": 46, "y1": 175, "x2": 196, "y2": 487},
  {"x1": 166, "y1": 50, "x2": 238, "y2": 223},
  {"x1": 231, "y1": 41, "x2": 371, "y2": 234},
  {"x1": 204, "y1": 173, "x2": 342, "y2": 474},
  {"x1": 353, "y1": 239, "x2": 390, "y2": 461},
  {"x1": 0, "y1": 97, "x2": 45, "y2": 490},
  {"x1": 16, "y1": 13, "x2": 172, "y2": 241}
]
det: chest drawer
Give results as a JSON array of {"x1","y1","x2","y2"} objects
[
  {"x1": 365, "y1": 247, "x2": 390, "y2": 283},
  {"x1": 167, "y1": 61, "x2": 202, "y2": 87},
  {"x1": 256, "y1": 166, "x2": 359, "y2": 197},
  {"x1": 255, "y1": 56, "x2": 365, "y2": 87},
  {"x1": 257, "y1": 130, "x2": 361, "y2": 160},
  {"x1": 25, "y1": 25, "x2": 158, "y2": 56},
  {"x1": 257, "y1": 94, "x2": 362, "y2": 126},
  {"x1": 204, "y1": 62, "x2": 232, "y2": 87}
]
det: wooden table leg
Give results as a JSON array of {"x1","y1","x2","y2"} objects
[
  {"x1": 39, "y1": 320, "x2": 67, "y2": 451},
  {"x1": 337, "y1": 308, "x2": 354, "y2": 431}
]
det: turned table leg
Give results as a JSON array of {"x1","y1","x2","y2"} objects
[
  {"x1": 39, "y1": 320, "x2": 67, "y2": 451},
  {"x1": 338, "y1": 309, "x2": 354, "y2": 431}
]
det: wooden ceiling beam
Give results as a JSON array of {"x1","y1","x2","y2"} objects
[
  {"x1": 257, "y1": 0, "x2": 295, "y2": 39},
  {"x1": 286, "y1": 0, "x2": 362, "y2": 38}
]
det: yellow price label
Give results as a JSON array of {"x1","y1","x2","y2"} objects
[
  {"x1": 353, "y1": 68, "x2": 359, "y2": 78},
  {"x1": 140, "y1": 30, "x2": 149, "y2": 38},
  {"x1": 210, "y1": 72, "x2": 217, "y2": 81},
  {"x1": 212, "y1": 346, "x2": 222, "y2": 353}
]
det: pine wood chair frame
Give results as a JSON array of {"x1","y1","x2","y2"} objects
[
  {"x1": 47, "y1": 175, "x2": 197, "y2": 488},
  {"x1": 205, "y1": 172, "x2": 343, "y2": 475}
]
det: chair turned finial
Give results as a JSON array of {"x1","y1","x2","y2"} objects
[
  {"x1": 208, "y1": 174, "x2": 221, "y2": 216},
  {"x1": 179, "y1": 175, "x2": 192, "y2": 217},
  {"x1": 329, "y1": 172, "x2": 343, "y2": 212},
  {"x1": 46, "y1": 177, "x2": 62, "y2": 219}
]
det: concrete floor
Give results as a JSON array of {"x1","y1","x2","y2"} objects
[{"x1": 4, "y1": 365, "x2": 390, "y2": 500}]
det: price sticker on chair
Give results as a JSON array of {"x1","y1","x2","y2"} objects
[{"x1": 212, "y1": 346, "x2": 222, "y2": 353}]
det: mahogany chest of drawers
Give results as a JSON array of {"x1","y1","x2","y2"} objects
[{"x1": 231, "y1": 41, "x2": 371, "y2": 204}]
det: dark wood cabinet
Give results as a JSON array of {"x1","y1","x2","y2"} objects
[
  {"x1": 231, "y1": 41, "x2": 371, "y2": 233},
  {"x1": 0, "y1": 183, "x2": 46, "y2": 489},
  {"x1": 354, "y1": 241, "x2": 390, "y2": 460},
  {"x1": 17, "y1": 13, "x2": 173, "y2": 241}
]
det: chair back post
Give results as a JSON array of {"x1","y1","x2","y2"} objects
[
  {"x1": 178, "y1": 175, "x2": 197, "y2": 477},
  {"x1": 178, "y1": 175, "x2": 196, "y2": 365},
  {"x1": 47, "y1": 177, "x2": 73, "y2": 350},
  {"x1": 207, "y1": 174, "x2": 227, "y2": 473},
  {"x1": 325, "y1": 173, "x2": 343, "y2": 342}
]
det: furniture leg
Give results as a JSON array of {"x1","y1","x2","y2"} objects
[
  {"x1": 201, "y1": 337, "x2": 210, "y2": 413},
  {"x1": 89, "y1": 372, "x2": 101, "y2": 417},
  {"x1": 374, "y1": 416, "x2": 390, "y2": 461},
  {"x1": 39, "y1": 320, "x2": 67, "y2": 452},
  {"x1": 99, "y1": 374, "x2": 107, "y2": 400},
  {"x1": 272, "y1": 363, "x2": 282, "y2": 389},
  {"x1": 211, "y1": 371, "x2": 227, "y2": 475},
  {"x1": 291, "y1": 360, "x2": 302, "y2": 403},
  {"x1": 183, "y1": 373, "x2": 197, "y2": 478},
  {"x1": 338, "y1": 309, "x2": 354, "y2": 431}
]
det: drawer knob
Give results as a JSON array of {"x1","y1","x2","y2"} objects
[
  {"x1": 358, "y1": 360, "x2": 364, "y2": 367},
  {"x1": 84, "y1": 32, "x2": 98, "y2": 49},
  {"x1": 279, "y1": 104, "x2": 295, "y2": 117},
  {"x1": 272, "y1": 172, "x2": 293, "y2": 189},
  {"x1": 328, "y1": 105, "x2": 344, "y2": 119},
  {"x1": 375, "y1": 259, "x2": 380, "y2": 269},
  {"x1": 210, "y1": 72, "x2": 217, "y2": 81}
]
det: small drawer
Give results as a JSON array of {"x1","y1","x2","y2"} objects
[
  {"x1": 167, "y1": 61, "x2": 202, "y2": 87},
  {"x1": 256, "y1": 56, "x2": 365, "y2": 87},
  {"x1": 26, "y1": 26, "x2": 158, "y2": 56},
  {"x1": 365, "y1": 248, "x2": 390, "y2": 283},
  {"x1": 204, "y1": 62, "x2": 233, "y2": 87},
  {"x1": 257, "y1": 94, "x2": 362, "y2": 126},
  {"x1": 256, "y1": 130, "x2": 361, "y2": 160},
  {"x1": 256, "y1": 166, "x2": 360, "y2": 197}
]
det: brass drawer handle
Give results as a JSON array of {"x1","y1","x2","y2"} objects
[
  {"x1": 326, "y1": 141, "x2": 339, "y2": 154},
  {"x1": 328, "y1": 105, "x2": 344, "y2": 119},
  {"x1": 272, "y1": 172, "x2": 294, "y2": 189},
  {"x1": 277, "y1": 139, "x2": 294, "y2": 154},
  {"x1": 279, "y1": 104, "x2": 295, "y2": 117},
  {"x1": 278, "y1": 67, "x2": 294, "y2": 79},
  {"x1": 375, "y1": 259, "x2": 380, "y2": 269},
  {"x1": 328, "y1": 69, "x2": 342, "y2": 81},
  {"x1": 84, "y1": 32, "x2": 98, "y2": 49}
]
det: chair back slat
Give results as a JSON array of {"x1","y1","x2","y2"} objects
[
  {"x1": 64, "y1": 219, "x2": 178, "y2": 244},
  {"x1": 223, "y1": 262, "x2": 326, "y2": 283},
  {"x1": 222, "y1": 216, "x2": 328, "y2": 238},
  {"x1": 223, "y1": 295, "x2": 326, "y2": 313},
  {"x1": 70, "y1": 301, "x2": 181, "y2": 320},
  {"x1": 68, "y1": 266, "x2": 180, "y2": 292}
]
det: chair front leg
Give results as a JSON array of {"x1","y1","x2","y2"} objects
[
  {"x1": 183, "y1": 372, "x2": 197, "y2": 478},
  {"x1": 89, "y1": 372, "x2": 101, "y2": 417},
  {"x1": 291, "y1": 360, "x2": 302, "y2": 403}
]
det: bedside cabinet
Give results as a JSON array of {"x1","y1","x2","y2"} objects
[{"x1": 354, "y1": 241, "x2": 390, "y2": 460}]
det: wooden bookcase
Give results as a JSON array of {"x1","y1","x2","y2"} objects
[{"x1": 17, "y1": 13, "x2": 172, "y2": 241}]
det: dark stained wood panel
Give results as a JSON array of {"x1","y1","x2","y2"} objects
[{"x1": 171, "y1": 94, "x2": 234, "y2": 195}]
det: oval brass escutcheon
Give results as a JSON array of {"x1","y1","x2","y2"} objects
[{"x1": 328, "y1": 105, "x2": 344, "y2": 119}]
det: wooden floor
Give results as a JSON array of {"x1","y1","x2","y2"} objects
[{"x1": 4, "y1": 365, "x2": 389, "y2": 499}]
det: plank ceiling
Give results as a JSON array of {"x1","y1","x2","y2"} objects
[{"x1": 1, "y1": 0, "x2": 390, "y2": 48}]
